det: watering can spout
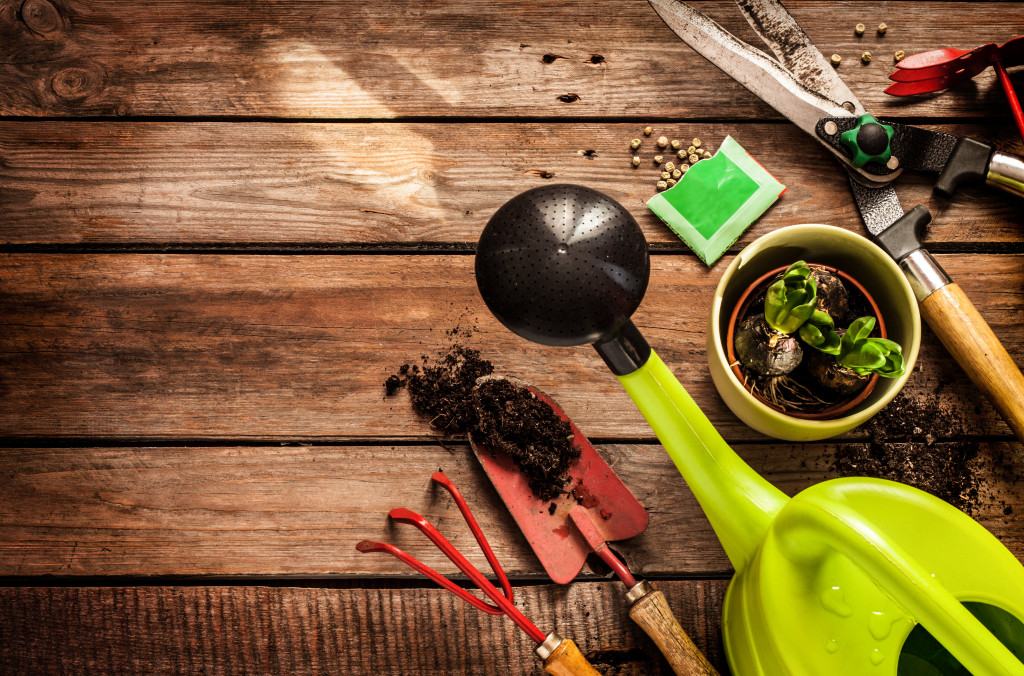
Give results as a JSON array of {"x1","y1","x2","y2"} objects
[{"x1": 617, "y1": 348, "x2": 788, "y2": 571}]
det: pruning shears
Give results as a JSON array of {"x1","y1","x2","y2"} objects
[{"x1": 647, "y1": 0, "x2": 1024, "y2": 443}]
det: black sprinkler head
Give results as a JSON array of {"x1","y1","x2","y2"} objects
[
  {"x1": 475, "y1": 184, "x2": 650, "y2": 348},
  {"x1": 475, "y1": 184, "x2": 652, "y2": 374}
]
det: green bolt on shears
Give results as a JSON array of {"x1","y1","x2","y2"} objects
[{"x1": 647, "y1": 0, "x2": 1024, "y2": 446}]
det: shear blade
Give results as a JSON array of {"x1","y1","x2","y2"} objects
[
  {"x1": 734, "y1": 0, "x2": 864, "y2": 116},
  {"x1": 647, "y1": 0, "x2": 852, "y2": 136}
]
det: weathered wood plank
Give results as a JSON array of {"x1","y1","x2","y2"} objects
[
  {"x1": 1, "y1": 1, "x2": 1021, "y2": 119},
  {"x1": 1, "y1": 121, "x2": 1022, "y2": 246},
  {"x1": 2, "y1": 254, "x2": 1023, "y2": 440},
  {"x1": 0, "y1": 441, "x2": 1020, "y2": 577},
  {"x1": 0, "y1": 581, "x2": 730, "y2": 675}
]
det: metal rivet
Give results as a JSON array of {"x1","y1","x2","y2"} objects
[{"x1": 824, "y1": 121, "x2": 838, "y2": 136}]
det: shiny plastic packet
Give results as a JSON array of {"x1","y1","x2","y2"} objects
[{"x1": 646, "y1": 135, "x2": 786, "y2": 265}]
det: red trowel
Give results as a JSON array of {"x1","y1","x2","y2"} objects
[{"x1": 469, "y1": 376, "x2": 718, "y2": 676}]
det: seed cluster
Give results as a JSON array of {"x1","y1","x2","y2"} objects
[
  {"x1": 628, "y1": 129, "x2": 714, "y2": 190},
  {"x1": 830, "y1": 21, "x2": 903, "y2": 67}
]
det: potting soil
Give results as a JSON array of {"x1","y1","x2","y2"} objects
[
  {"x1": 832, "y1": 393, "x2": 980, "y2": 514},
  {"x1": 385, "y1": 344, "x2": 579, "y2": 500}
]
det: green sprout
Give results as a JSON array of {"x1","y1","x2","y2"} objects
[
  {"x1": 763, "y1": 261, "x2": 904, "y2": 377},
  {"x1": 764, "y1": 261, "x2": 818, "y2": 334},
  {"x1": 835, "y1": 316, "x2": 905, "y2": 378},
  {"x1": 798, "y1": 309, "x2": 841, "y2": 355}
]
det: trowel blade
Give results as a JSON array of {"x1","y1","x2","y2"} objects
[{"x1": 470, "y1": 381, "x2": 649, "y2": 585}]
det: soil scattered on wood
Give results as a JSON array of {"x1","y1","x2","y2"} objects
[
  {"x1": 385, "y1": 344, "x2": 579, "y2": 500},
  {"x1": 831, "y1": 392, "x2": 981, "y2": 514}
]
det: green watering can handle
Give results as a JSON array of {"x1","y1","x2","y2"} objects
[
  {"x1": 616, "y1": 349, "x2": 788, "y2": 572},
  {"x1": 776, "y1": 493, "x2": 1024, "y2": 676}
]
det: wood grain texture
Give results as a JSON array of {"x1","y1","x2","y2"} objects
[
  {"x1": 543, "y1": 639, "x2": 603, "y2": 676},
  {"x1": 1, "y1": 122, "x2": 1022, "y2": 247},
  {"x1": 0, "y1": 1, "x2": 1021, "y2": 119},
  {"x1": 0, "y1": 441, "x2": 1020, "y2": 577},
  {"x1": 921, "y1": 282, "x2": 1024, "y2": 442},
  {"x1": 2, "y1": 254, "x2": 1023, "y2": 440},
  {"x1": 628, "y1": 589, "x2": 720, "y2": 676},
  {"x1": 0, "y1": 581, "x2": 730, "y2": 675}
]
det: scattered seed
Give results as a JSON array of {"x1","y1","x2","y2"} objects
[
  {"x1": 680, "y1": 164, "x2": 690, "y2": 173},
  {"x1": 894, "y1": 50, "x2": 905, "y2": 62},
  {"x1": 671, "y1": 168, "x2": 681, "y2": 179},
  {"x1": 653, "y1": 154, "x2": 664, "y2": 164},
  {"x1": 666, "y1": 178, "x2": 677, "y2": 187},
  {"x1": 702, "y1": 150, "x2": 712, "y2": 159},
  {"x1": 677, "y1": 149, "x2": 688, "y2": 160},
  {"x1": 855, "y1": 23, "x2": 866, "y2": 36},
  {"x1": 630, "y1": 138, "x2": 641, "y2": 150},
  {"x1": 670, "y1": 139, "x2": 681, "y2": 150},
  {"x1": 689, "y1": 153, "x2": 700, "y2": 164},
  {"x1": 687, "y1": 145, "x2": 696, "y2": 154},
  {"x1": 656, "y1": 180, "x2": 668, "y2": 191},
  {"x1": 665, "y1": 161, "x2": 675, "y2": 172},
  {"x1": 631, "y1": 155, "x2": 641, "y2": 167},
  {"x1": 643, "y1": 126, "x2": 653, "y2": 136},
  {"x1": 657, "y1": 136, "x2": 669, "y2": 148},
  {"x1": 831, "y1": 53, "x2": 842, "y2": 67},
  {"x1": 877, "y1": 22, "x2": 887, "y2": 35},
  {"x1": 660, "y1": 171, "x2": 671, "y2": 180},
  {"x1": 692, "y1": 138, "x2": 702, "y2": 148},
  {"x1": 861, "y1": 51, "x2": 872, "y2": 63}
]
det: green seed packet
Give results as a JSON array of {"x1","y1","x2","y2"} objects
[{"x1": 646, "y1": 135, "x2": 786, "y2": 265}]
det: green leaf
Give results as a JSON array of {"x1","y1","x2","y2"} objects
[
  {"x1": 764, "y1": 261, "x2": 818, "y2": 334},
  {"x1": 872, "y1": 337, "x2": 903, "y2": 352},
  {"x1": 799, "y1": 310, "x2": 841, "y2": 355},
  {"x1": 799, "y1": 323, "x2": 824, "y2": 344},
  {"x1": 843, "y1": 345, "x2": 885, "y2": 370},
  {"x1": 835, "y1": 320, "x2": 906, "y2": 377},
  {"x1": 847, "y1": 316, "x2": 876, "y2": 342}
]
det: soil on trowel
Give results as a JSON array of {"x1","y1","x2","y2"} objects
[
  {"x1": 472, "y1": 377, "x2": 579, "y2": 500},
  {"x1": 831, "y1": 392, "x2": 981, "y2": 514},
  {"x1": 385, "y1": 344, "x2": 579, "y2": 500}
]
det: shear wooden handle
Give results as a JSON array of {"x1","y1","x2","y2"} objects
[
  {"x1": 540, "y1": 637, "x2": 602, "y2": 676},
  {"x1": 920, "y1": 282, "x2": 1024, "y2": 442},
  {"x1": 628, "y1": 585, "x2": 720, "y2": 676}
]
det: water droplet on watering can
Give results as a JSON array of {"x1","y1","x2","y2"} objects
[
  {"x1": 868, "y1": 611, "x2": 893, "y2": 640},
  {"x1": 825, "y1": 639, "x2": 839, "y2": 653},
  {"x1": 820, "y1": 586, "x2": 853, "y2": 618},
  {"x1": 870, "y1": 648, "x2": 885, "y2": 665}
]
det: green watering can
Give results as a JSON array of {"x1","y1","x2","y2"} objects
[{"x1": 475, "y1": 184, "x2": 1024, "y2": 675}]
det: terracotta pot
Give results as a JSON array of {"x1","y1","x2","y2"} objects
[{"x1": 726, "y1": 263, "x2": 885, "y2": 420}]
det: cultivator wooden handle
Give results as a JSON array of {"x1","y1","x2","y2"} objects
[
  {"x1": 920, "y1": 282, "x2": 1024, "y2": 442},
  {"x1": 538, "y1": 635, "x2": 602, "y2": 676},
  {"x1": 627, "y1": 583, "x2": 720, "y2": 676}
]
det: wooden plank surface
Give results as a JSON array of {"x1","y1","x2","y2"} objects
[
  {"x1": 2, "y1": 121, "x2": 1022, "y2": 246},
  {"x1": 3, "y1": 0, "x2": 1024, "y2": 673},
  {"x1": 3, "y1": 253, "x2": 1023, "y2": 441},
  {"x1": 0, "y1": 581, "x2": 730, "y2": 675},
  {"x1": 1, "y1": 1, "x2": 1022, "y2": 119},
  {"x1": 1, "y1": 441, "x2": 1020, "y2": 577}
]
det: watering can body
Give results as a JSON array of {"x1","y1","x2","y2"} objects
[
  {"x1": 618, "y1": 351, "x2": 1024, "y2": 676},
  {"x1": 723, "y1": 478, "x2": 1024, "y2": 675}
]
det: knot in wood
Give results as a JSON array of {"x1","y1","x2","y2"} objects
[
  {"x1": 50, "y1": 66, "x2": 95, "y2": 100},
  {"x1": 20, "y1": 0, "x2": 62, "y2": 37}
]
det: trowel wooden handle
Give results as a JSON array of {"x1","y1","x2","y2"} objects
[
  {"x1": 541, "y1": 637, "x2": 602, "y2": 676},
  {"x1": 920, "y1": 282, "x2": 1024, "y2": 442},
  {"x1": 628, "y1": 585, "x2": 720, "y2": 676}
]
